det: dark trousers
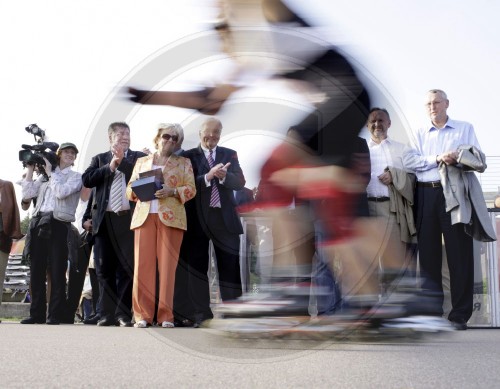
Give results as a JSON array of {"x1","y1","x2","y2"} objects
[
  {"x1": 175, "y1": 208, "x2": 242, "y2": 321},
  {"x1": 88, "y1": 267, "x2": 101, "y2": 316},
  {"x1": 65, "y1": 232, "x2": 91, "y2": 321},
  {"x1": 173, "y1": 248, "x2": 192, "y2": 321},
  {"x1": 29, "y1": 218, "x2": 69, "y2": 321},
  {"x1": 416, "y1": 186, "x2": 474, "y2": 322},
  {"x1": 94, "y1": 212, "x2": 134, "y2": 321}
]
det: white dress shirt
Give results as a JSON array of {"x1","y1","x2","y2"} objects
[
  {"x1": 149, "y1": 163, "x2": 164, "y2": 214},
  {"x1": 403, "y1": 118, "x2": 481, "y2": 182},
  {"x1": 366, "y1": 137, "x2": 405, "y2": 197}
]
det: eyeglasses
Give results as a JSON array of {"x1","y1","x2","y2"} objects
[{"x1": 161, "y1": 134, "x2": 179, "y2": 142}]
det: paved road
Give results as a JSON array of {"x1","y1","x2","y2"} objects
[{"x1": 1, "y1": 321, "x2": 499, "y2": 388}]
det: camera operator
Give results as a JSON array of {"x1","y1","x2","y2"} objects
[{"x1": 20, "y1": 142, "x2": 82, "y2": 325}]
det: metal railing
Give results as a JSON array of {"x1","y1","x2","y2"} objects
[
  {"x1": 478, "y1": 155, "x2": 500, "y2": 196},
  {"x1": 470, "y1": 209, "x2": 500, "y2": 327},
  {"x1": 236, "y1": 212, "x2": 500, "y2": 327}
]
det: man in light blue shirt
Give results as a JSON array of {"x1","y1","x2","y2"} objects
[{"x1": 404, "y1": 89, "x2": 482, "y2": 330}]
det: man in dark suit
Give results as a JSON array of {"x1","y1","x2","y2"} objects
[
  {"x1": 82, "y1": 122, "x2": 146, "y2": 327},
  {"x1": 234, "y1": 187, "x2": 254, "y2": 206},
  {"x1": 176, "y1": 117, "x2": 245, "y2": 327},
  {"x1": 80, "y1": 190, "x2": 103, "y2": 324}
]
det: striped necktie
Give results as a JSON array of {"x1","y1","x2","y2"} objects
[
  {"x1": 207, "y1": 150, "x2": 221, "y2": 207},
  {"x1": 110, "y1": 170, "x2": 123, "y2": 213}
]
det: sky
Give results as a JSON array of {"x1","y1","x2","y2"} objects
[{"x1": 1, "y1": 0, "x2": 500, "y2": 216}]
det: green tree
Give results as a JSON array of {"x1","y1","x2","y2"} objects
[{"x1": 20, "y1": 215, "x2": 30, "y2": 235}]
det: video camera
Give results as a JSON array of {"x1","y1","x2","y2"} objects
[
  {"x1": 18, "y1": 124, "x2": 59, "y2": 179},
  {"x1": 25, "y1": 123, "x2": 46, "y2": 140}
]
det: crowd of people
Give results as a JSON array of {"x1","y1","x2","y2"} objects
[
  {"x1": 3, "y1": 117, "x2": 248, "y2": 329},
  {"x1": 0, "y1": 87, "x2": 492, "y2": 333},
  {"x1": 0, "y1": 0, "x2": 495, "y2": 333}
]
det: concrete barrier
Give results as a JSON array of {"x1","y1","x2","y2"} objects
[{"x1": 0, "y1": 302, "x2": 30, "y2": 319}]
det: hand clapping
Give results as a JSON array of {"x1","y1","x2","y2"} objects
[{"x1": 208, "y1": 162, "x2": 231, "y2": 180}]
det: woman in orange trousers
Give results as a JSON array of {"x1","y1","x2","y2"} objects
[{"x1": 127, "y1": 123, "x2": 196, "y2": 328}]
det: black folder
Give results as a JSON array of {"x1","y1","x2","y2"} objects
[{"x1": 131, "y1": 168, "x2": 164, "y2": 201}]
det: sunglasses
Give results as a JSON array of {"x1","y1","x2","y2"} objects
[{"x1": 161, "y1": 134, "x2": 179, "y2": 142}]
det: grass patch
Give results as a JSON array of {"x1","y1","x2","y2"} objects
[{"x1": 0, "y1": 317, "x2": 22, "y2": 322}]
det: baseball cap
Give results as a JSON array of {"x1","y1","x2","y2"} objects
[{"x1": 58, "y1": 142, "x2": 79, "y2": 154}]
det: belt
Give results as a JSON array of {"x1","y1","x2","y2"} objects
[
  {"x1": 417, "y1": 181, "x2": 442, "y2": 188},
  {"x1": 32, "y1": 211, "x2": 53, "y2": 218},
  {"x1": 367, "y1": 196, "x2": 390, "y2": 202},
  {"x1": 108, "y1": 210, "x2": 130, "y2": 216}
]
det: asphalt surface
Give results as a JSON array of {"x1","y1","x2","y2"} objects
[{"x1": 1, "y1": 320, "x2": 499, "y2": 388}]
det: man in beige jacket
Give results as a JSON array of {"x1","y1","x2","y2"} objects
[{"x1": 365, "y1": 108, "x2": 416, "y2": 292}]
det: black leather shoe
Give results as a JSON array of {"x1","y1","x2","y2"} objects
[
  {"x1": 117, "y1": 317, "x2": 133, "y2": 327},
  {"x1": 174, "y1": 318, "x2": 194, "y2": 328},
  {"x1": 46, "y1": 319, "x2": 60, "y2": 325},
  {"x1": 60, "y1": 316, "x2": 75, "y2": 324},
  {"x1": 97, "y1": 318, "x2": 117, "y2": 327},
  {"x1": 20, "y1": 317, "x2": 45, "y2": 324},
  {"x1": 83, "y1": 315, "x2": 100, "y2": 325},
  {"x1": 193, "y1": 319, "x2": 207, "y2": 328},
  {"x1": 450, "y1": 319, "x2": 467, "y2": 331},
  {"x1": 193, "y1": 312, "x2": 213, "y2": 328}
]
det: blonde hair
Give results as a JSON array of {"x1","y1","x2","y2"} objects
[{"x1": 153, "y1": 123, "x2": 183, "y2": 149}]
